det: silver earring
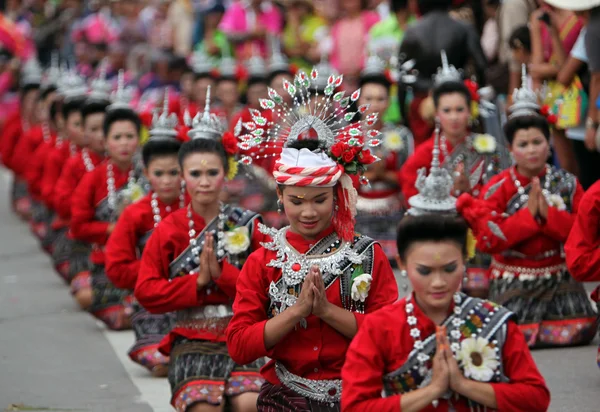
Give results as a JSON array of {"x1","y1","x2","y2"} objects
[
  {"x1": 277, "y1": 199, "x2": 283, "y2": 214},
  {"x1": 400, "y1": 270, "x2": 407, "y2": 277},
  {"x1": 400, "y1": 270, "x2": 409, "y2": 292}
]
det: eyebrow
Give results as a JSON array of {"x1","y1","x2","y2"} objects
[
  {"x1": 416, "y1": 260, "x2": 459, "y2": 269},
  {"x1": 287, "y1": 192, "x2": 329, "y2": 200}
]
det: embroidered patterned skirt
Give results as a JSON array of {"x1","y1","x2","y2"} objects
[
  {"x1": 489, "y1": 268, "x2": 598, "y2": 347},
  {"x1": 11, "y1": 177, "x2": 31, "y2": 218},
  {"x1": 69, "y1": 241, "x2": 92, "y2": 294},
  {"x1": 464, "y1": 252, "x2": 492, "y2": 294},
  {"x1": 89, "y1": 264, "x2": 131, "y2": 330},
  {"x1": 257, "y1": 382, "x2": 341, "y2": 412},
  {"x1": 129, "y1": 300, "x2": 174, "y2": 372},
  {"x1": 51, "y1": 228, "x2": 71, "y2": 282},
  {"x1": 355, "y1": 196, "x2": 404, "y2": 262},
  {"x1": 29, "y1": 201, "x2": 52, "y2": 244},
  {"x1": 168, "y1": 338, "x2": 264, "y2": 412}
]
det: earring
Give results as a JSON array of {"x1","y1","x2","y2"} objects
[
  {"x1": 400, "y1": 270, "x2": 409, "y2": 292},
  {"x1": 400, "y1": 269, "x2": 407, "y2": 278},
  {"x1": 277, "y1": 199, "x2": 283, "y2": 214}
]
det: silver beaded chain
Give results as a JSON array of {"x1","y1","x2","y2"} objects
[
  {"x1": 41, "y1": 120, "x2": 51, "y2": 143},
  {"x1": 187, "y1": 203, "x2": 227, "y2": 263},
  {"x1": 106, "y1": 162, "x2": 136, "y2": 210},
  {"x1": 151, "y1": 190, "x2": 186, "y2": 228},
  {"x1": 511, "y1": 164, "x2": 551, "y2": 203},
  {"x1": 81, "y1": 149, "x2": 95, "y2": 172}
]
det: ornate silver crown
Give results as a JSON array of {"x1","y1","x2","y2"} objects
[
  {"x1": 509, "y1": 64, "x2": 540, "y2": 119},
  {"x1": 88, "y1": 60, "x2": 112, "y2": 102},
  {"x1": 407, "y1": 124, "x2": 456, "y2": 216},
  {"x1": 247, "y1": 53, "x2": 267, "y2": 80},
  {"x1": 361, "y1": 54, "x2": 386, "y2": 78},
  {"x1": 108, "y1": 70, "x2": 135, "y2": 111},
  {"x1": 21, "y1": 57, "x2": 43, "y2": 87},
  {"x1": 42, "y1": 53, "x2": 61, "y2": 89},
  {"x1": 219, "y1": 56, "x2": 237, "y2": 79},
  {"x1": 268, "y1": 36, "x2": 290, "y2": 75},
  {"x1": 191, "y1": 49, "x2": 214, "y2": 75},
  {"x1": 433, "y1": 50, "x2": 462, "y2": 86},
  {"x1": 58, "y1": 64, "x2": 88, "y2": 101},
  {"x1": 149, "y1": 88, "x2": 178, "y2": 140},
  {"x1": 313, "y1": 53, "x2": 337, "y2": 91},
  {"x1": 186, "y1": 85, "x2": 225, "y2": 140}
]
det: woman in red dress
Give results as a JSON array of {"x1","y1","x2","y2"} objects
[
  {"x1": 136, "y1": 89, "x2": 266, "y2": 412},
  {"x1": 226, "y1": 67, "x2": 399, "y2": 411},
  {"x1": 341, "y1": 141, "x2": 550, "y2": 412},
  {"x1": 457, "y1": 70, "x2": 597, "y2": 347},
  {"x1": 105, "y1": 93, "x2": 183, "y2": 376}
]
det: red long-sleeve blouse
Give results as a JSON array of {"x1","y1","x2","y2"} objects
[
  {"x1": 226, "y1": 226, "x2": 399, "y2": 386},
  {"x1": 341, "y1": 297, "x2": 551, "y2": 412},
  {"x1": 1, "y1": 114, "x2": 23, "y2": 171},
  {"x1": 40, "y1": 143, "x2": 73, "y2": 210},
  {"x1": 105, "y1": 193, "x2": 184, "y2": 291},
  {"x1": 11, "y1": 124, "x2": 43, "y2": 177},
  {"x1": 135, "y1": 207, "x2": 265, "y2": 348},
  {"x1": 25, "y1": 134, "x2": 58, "y2": 200}
]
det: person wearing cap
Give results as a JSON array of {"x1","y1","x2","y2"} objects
[
  {"x1": 457, "y1": 66, "x2": 597, "y2": 348},
  {"x1": 226, "y1": 65, "x2": 398, "y2": 411},
  {"x1": 342, "y1": 134, "x2": 549, "y2": 412}
]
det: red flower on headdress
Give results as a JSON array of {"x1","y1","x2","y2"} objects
[
  {"x1": 289, "y1": 63, "x2": 299, "y2": 76},
  {"x1": 222, "y1": 131, "x2": 239, "y2": 155},
  {"x1": 331, "y1": 142, "x2": 344, "y2": 158},
  {"x1": 463, "y1": 79, "x2": 480, "y2": 102},
  {"x1": 139, "y1": 111, "x2": 153, "y2": 128},
  {"x1": 540, "y1": 105, "x2": 558, "y2": 125},
  {"x1": 176, "y1": 125, "x2": 191, "y2": 143},
  {"x1": 358, "y1": 149, "x2": 376, "y2": 165},
  {"x1": 342, "y1": 150, "x2": 355, "y2": 163}
]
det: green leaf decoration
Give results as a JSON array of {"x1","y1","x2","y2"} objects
[{"x1": 351, "y1": 265, "x2": 365, "y2": 282}]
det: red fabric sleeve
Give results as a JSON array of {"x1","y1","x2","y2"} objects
[
  {"x1": 70, "y1": 172, "x2": 110, "y2": 244},
  {"x1": 490, "y1": 321, "x2": 551, "y2": 412},
  {"x1": 11, "y1": 128, "x2": 35, "y2": 177},
  {"x1": 40, "y1": 150, "x2": 63, "y2": 210},
  {"x1": 341, "y1": 311, "x2": 401, "y2": 412},
  {"x1": 1, "y1": 121, "x2": 21, "y2": 170},
  {"x1": 105, "y1": 205, "x2": 141, "y2": 291},
  {"x1": 213, "y1": 260, "x2": 240, "y2": 299},
  {"x1": 398, "y1": 149, "x2": 423, "y2": 201},
  {"x1": 135, "y1": 226, "x2": 205, "y2": 314},
  {"x1": 541, "y1": 181, "x2": 583, "y2": 242},
  {"x1": 226, "y1": 249, "x2": 274, "y2": 365},
  {"x1": 565, "y1": 185, "x2": 600, "y2": 281},
  {"x1": 53, "y1": 159, "x2": 78, "y2": 219}
]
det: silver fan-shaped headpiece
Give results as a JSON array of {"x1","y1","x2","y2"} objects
[
  {"x1": 407, "y1": 123, "x2": 456, "y2": 216},
  {"x1": 21, "y1": 57, "x2": 43, "y2": 87},
  {"x1": 186, "y1": 85, "x2": 225, "y2": 140},
  {"x1": 508, "y1": 64, "x2": 540, "y2": 119},
  {"x1": 108, "y1": 70, "x2": 135, "y2": 111},
  {"x1": 149, "y1": 88, "x2": 179, "y2": 140},
  {"x1": 88, "y1": 60, "x2": 112, "y2": 102},
  {"x1": 433, "y1": 50, "x2": 462, "y2": 86},
  {"x1": 238, "y1": 65, "x2": 384, "y2": 166}
]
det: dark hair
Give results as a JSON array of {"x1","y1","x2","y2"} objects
[
  {"x1": 417, "y1": 0, "x2": 453, "y2": 15},
  {"x1": 432, "y1": 81, "x2": 471, "y2": 108},
  {"x1": 142, "y1": 139, "x2": 182, "y2": 167},
  {"x1": 248, "y1": 75, "x2": 268, "y2": 88},
  {"x1": 41, "y1": 85, "x2": 58, "y2": 100},
  {"x1": 359, "y1": 74, "x2": 391, "y2": 93},
  {"x1": 194, "y1": 72, "x2": 215, "y2": 82},
  {"x1": 268, "y1": 70, "x2": 292, "y2": 85},
  {"x1": 508, "y1": 26, "x2": 531, "y2": 53},
  {"x1": 103, "y1": 108, "x2": 142, "y2": 137},
  {"x1": 391, "y1": 0, "x2": 409, "y2": 12},
  {"x1": 396, "y1": 214, "x2": 468, "y2": 262},
  {"x1": 503, "y1": 114, "x2": 550, "y2": 144},
  {"x1": 81, "y1": 100, "x2": 110, "y2": 122},
  {"x1": 20, "y1": 84, "x2": 40, "y2": 102},
  {"x1": 49, "y1": 98, "x2": 63, "y2": 124},
  {"x1": 62, "y1": 96, "x2": 86, "y2": 120},
  {"x1": 178, "y1": 138, "x2": 229, "y2": 173}
]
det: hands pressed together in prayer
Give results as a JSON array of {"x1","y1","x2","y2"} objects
[
  {"x1": 527, "y1": 177, "x2": 550, "y2": 221},
  {"x1": 431, "y1": 326, "x2": 468, "y2": 398},
  {"x1": 196, "y1": 232, "x2": 222, "y2": 289},
  {"x1": 452, "y1": 163, "x2": 471, "y2": 196},
  {"x1": 293, "y1": 265, "x2": 332, "y2": 319}
]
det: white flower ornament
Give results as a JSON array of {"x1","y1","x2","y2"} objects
[
  {"x1": 223, "y1": 226, "x2": 251, "y2": 255},
  {"x1": 473, "y1": 134, "x2": 497, "y2": 154},
  {"x1": 457, "y1": 337, "x2": 499, "y2": 382},
  {"x1": 350, "y1": 273, "x2": 372, "y2": 302}
]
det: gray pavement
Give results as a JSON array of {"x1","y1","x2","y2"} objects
[{"x1": 1, "y1": 169, "x2": 600, "y2": 411}]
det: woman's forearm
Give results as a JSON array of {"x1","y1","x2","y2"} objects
[
  {"x1": 319, "y1": 304, "x2": 358, "y2": 339},
  {"x1": 263, "y1": 307, "x2": 305, "y2": 350},
  {"x1": 455, "y1": 379, "x2": 498, "y2": 409}
]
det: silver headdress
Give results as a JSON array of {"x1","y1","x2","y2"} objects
[
  {"x1": 58, "y1": 64, "x2": 88, "y2": 101},
  {"x1": 190, "y1": 48, "x2": 214, "y2": 76},
  {"x1": 508, "y1": 64, "x2": 540, "y2": 119},
  {"x1": 42, "y1": 53, "x2": 61, "y2": 90},
  {"x1": 219, "y1": 56, "x2": 238, "y2": 79},
  {"x1": 149, "y1": 89, "x2": 178, "y2": 140},
  {"x1": 433, "y1": 50, "x2": 462, "y2": 86},
  {"x1": 247, "y1": 51, "x2": 267, "y2": 80},
  {"x1": 407, "y1": 124, "x2": 456, "y2": 216},
  {"x1": 21, "y1": 57, "x2": 43, "y2": 87},
  {"x1": 186, "y1": 85, "x2": 225, "y2": 140},
  {"x1": 313, "y1": 53, "x2": 337, "y2": 91},
  {"x1": 108, "y1": 70, "x2": 135, "y2": 111},
  {"x1": 239, "y1": 66, "x2": 383, "y2": 166},
  {"x1": 361, "y1": 54, "x2": 386, "y2": 78},
  {"x1": 88, "y1": 60, "x2": 112, "y2": 102},
  {"x1": 268, "y1": 36, "x2": 290, "y2": 75}
]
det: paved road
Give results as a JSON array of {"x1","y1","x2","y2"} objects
[{"x1": 1, "y1": 169, "x2": 599, "y2": 411}]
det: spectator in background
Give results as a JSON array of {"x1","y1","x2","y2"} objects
[
  {"x1": 282, "y1": 0, "x2": 326, "y2": 72},
  {"x1": 330, "y1": 0, "x2": 380, "y2": 91},
  {"x1": 497, "y1": 0, "x2": 537, "y2": 103},
  {"x1": 195, "y1": 4, "x2": 229, "y2": 59},
  {"x1": 508, "y1": 25, "x2": 532, "y2": 66},
  {"x1": 481, "y1": 0, "x2": 500, "y2": 63},
  {"x1": 219, "y1": 0, "x2": 283, "y2": 60},
  {"x1": 167, "y1": 0, "x2": 195, "y2": 57}
]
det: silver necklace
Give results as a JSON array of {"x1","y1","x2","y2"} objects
[
  {"x1": 187, "y1": 203, "x2": 227, "y2": 263},
  {"x1": 42, "y1": 120, "x2": 51, "y2": 143},
  {"x1": 151, "y1": 191, "x2": 185, "y2": 228},
  {"x1": 511, "y1": 164, "x2": 551, "y2": 203},
  {"x1": 70, "y1": 142, "x2": 77, "y2": 157},
  {"x1": 81, "y1": 149, "x2": 95, "y2": 172},
  {"x1": 106, "y1": 162, "x2": 136, "y2": 210}
]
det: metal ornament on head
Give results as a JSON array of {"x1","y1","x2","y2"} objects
[
  {"x1": 268, "y1": 36, "x2": 290, "y2": 75},
  {"x1": 149, "y1": 88, "x2": 178, "y2": 140},
  {"x1": 508, "y1": 64, "x2": 540, "y2": 119},
  {"x1": 88, "y1": 60, "x2": 112, "y2": 102},
  {"x1": 407, "y1": 123, "x2": 457, "y2": 216},
  {"x1": 108, "y1": 70, "x2": 135, "y2": 111},
  {"x1": 42, "y1": 53, "x2": 61, "y2": 90},
  {"x1": 191, "y1": 48, "x2": 214, "y2": 76},
  {"x1": 246, "y1": 47, "x2": 268, "y2": 80},
  {"x1": 58, "y1": 63, "x2": 88, "y2": 101},
  {"x1": 433, "y1": 50, "x2": 462, "y2": 86},
  {"x1": 186, "y1": 85, "x2": 225, "y2": 140},
  {"x1": 20, "y1": 57, "x2": 43, "y2": 87},
  {"x1": 361, "y1": 54, "x2": 387, "y2": 78}
]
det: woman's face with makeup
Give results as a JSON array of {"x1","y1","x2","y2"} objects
[
  {"x1": 278, "y1": 185, "x2": 334, "y2": 240},
  {"x1": 402, "y1": 240, "x2": 465, "y2": 315},
  {"x1": 510, "y1": 127, "x2": 549, "y2": 176},
  {"x1": 183, "y1": 152, "x2": 226, "y2": 207},
  {"x1": 436, "y1": 92, "x2": 470, "y2": 138}
]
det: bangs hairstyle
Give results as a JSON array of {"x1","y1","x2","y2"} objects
[
  {"x1": 178, "y1": 138, "x2": 229, "y2": 173},
  {"x1": 432, "y1": 81, "x2": 471, "y2": 109},
  {"x1": 103, "y1": 108, "x2": 141, "y2": 137},
  {"x1": 247, "y1": 75, "x2": 268, "y2": 88},
  {"x1": 41, "y1": 85, "x2": 58, "y2": 100},
  {"x1": 508, "y1": 26, "x2": 531, "y2": 53},
  {"x1": 142, "y1": 139, "x2": 182, "y2": 167},
  {"x1": 81, "y1": 100, "x2": 110, "y2": 122},
  {"x1": 503, "y1": 114, "x2": 550, "y2": 144},
  {"x1": 359, "y1": 74, "x2": 391, "y2": 93},
  {"x1": 396, "y1": 214, "x2": 468, "y2": 262},
  {"x1": 62, "y1": 96, "x2": 86, "y2": 119}
]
